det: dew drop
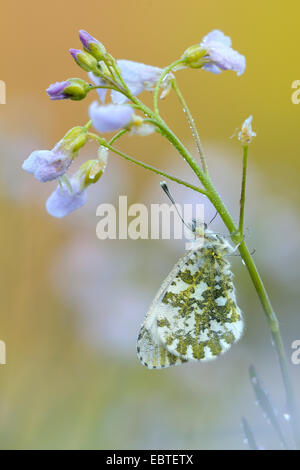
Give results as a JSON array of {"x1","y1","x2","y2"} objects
[{"x1": 283, "y1": 413, "x2": 291, "y2": 422}]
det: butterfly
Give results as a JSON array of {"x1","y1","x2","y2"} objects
[{"x1": 137, "y1": 223, "x2": 244, "y2": 369}]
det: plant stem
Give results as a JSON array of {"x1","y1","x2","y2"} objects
[
  {"x1": 153, "y1": 58, "x2": 185, "y2": 116},
  {"x1": 88, "y1": 132, "x2": 207, "y2": 196},
  {"x1": 171, "y1": 79, "x2": 208, "y2": 173},
  {"x1": 105, "y1": 142, "x2": 207, "y2": 196},
  {"x1": 108, "y1": 129, "x2": 128, "y2": 145},
  {"x1": 239, "y1": 145, "x2": 248, "y2": 236}
]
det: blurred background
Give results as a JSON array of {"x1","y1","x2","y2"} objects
[{"x1": 0, "y1": 0, "x2": 299, "y2": 450}]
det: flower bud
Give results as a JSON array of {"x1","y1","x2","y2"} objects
[
  {"x1": 47, "y1": 78, "x2": 91, "y2": 101},
  {"x1": 79, "y1": 30, "x2": 106, "y2": 61},
  {"x1": 22, "y1": 126, "x2": 89, "y2": 182},
  {"x1": 60, "y1": 126, "x2": 89, "y2": 154},
  {"x1": 237, "y1": 116, "x2": 256, "y2": 146},
  {"x1": 181, "y1": 44, "x2": 207, "y2": 68},
  {"x1": 81, "y1": 154, "x2": 108, "y2": 187},
  {"x1": 69, "y1": 48, "x2": 98, "y2": 72}
]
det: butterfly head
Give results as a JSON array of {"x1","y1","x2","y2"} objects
[{"x1": 190, "y1": 219, "x2": 233, "y2": 255}]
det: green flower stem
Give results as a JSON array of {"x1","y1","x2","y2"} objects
[
  {"x1": 108, "y1": 129, "x2": 128, "y2": 145},
  {"x1": 105, "y1": 144, "x2": 207, "y2": 196},
  {"x1": 238, "y1": 145, "x2": 248, "y2": 236},
  {"x1": 92, "y1": 67, "x2": 129, "y2": 97},
  {"x1": 90, "y1": 85, "x2": 118, "y2": 92},
  {"x1": 153, "y1": 58, "x2": 185, "y2": 116},
  {"x1": 171, "y1": 79, "x2": 208, "y2": 174},
  {"x1": 83, "y1": 120, "x2": 92, "y2": 131},
  {"x1": 87, "y1": 132, "x2": 207, "y2": 196},
  {"x1": 110, "y1": 61, "x2": 131, "y2": 95}
]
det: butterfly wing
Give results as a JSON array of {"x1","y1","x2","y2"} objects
[
  {"x1": 156, "y1": 248, "x2": 243, "y2": 363},
  {"x1": 137, "y1": 252, "x2": 192, "y2": 369},
  {"x1": 137, "y1": 238, "x2": 244, "y2": 369}
]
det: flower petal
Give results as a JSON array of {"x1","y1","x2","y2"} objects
[
  {"x1": 207, "y1": 42, "x2": 246, "y2": 76},
  {"x1": 202, "y1": 63, "x2": 222, "y2": 74},
  {"x1": 89, "y1": 102, "x2": 134, "y2": 133},
  {"x1": 47, "y1": 81, "x2": 70, "y2": 100},
  {"x1": 22, "y1": 149, "x2": 72, "y2": 182},
  {"x1": 46, "y1": 178, "x2": 87, "y2": 218},
  {"x1": 201, "y1": 30, "x2": 232, "y2": 48},
  {"x1": 199, "y1": 30, "x2": 246, "y2": 76},
  {"x1": 110, "y1": 60, "x2": 162, "y2": 104},
  {"x1": 117, "y1": 60, "x2": 161, "y2": 88},
  {"x1": 88, "y1": 72, "x2": 107, "y2": 103}
]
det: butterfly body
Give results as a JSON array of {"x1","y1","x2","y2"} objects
[{"x1": 137, "y1": 229, "x2": 243, "y2": 369}]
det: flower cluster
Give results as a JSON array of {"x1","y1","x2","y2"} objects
[
  {"x1": 182, "y1": 30, "x2": 245, "y2": 76},
  {"x1": 22, "y1": 29, "x2": 246, "y2": 217}
]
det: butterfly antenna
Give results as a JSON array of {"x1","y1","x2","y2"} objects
[
  {"x1": 208, "y1": 211, "x2": 218, "y2": 226},
  {"x1": 160, "y1": 181, "x2": 192, "y2": 233}
]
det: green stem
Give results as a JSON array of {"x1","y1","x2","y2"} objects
[
  {"x1": 88, "y1": 133, "x2": 207, "y2": 196},
  {"x1": 110, "y1": 61, "x2": 131, "y2": 94},
  {"x1": 171, "y1": 79, "x2": 208, "y2": 173},
  {"x1": 153, "y1": 58, "x2": 185, "y2": 116},
  {"x1": 105, "y1": 143, "x2": 207, "y2": 196},
  {"x1": 92, "y1": 68, "x2": 126, "y2": 93},
  {"x1": 83, "y1": 120, "x2": 92, "y2": 131},
  {"x1": 90, "y1": 85, "x2": 117, "y2": 92},
  {"x1": 108, "y1": 129, "x2": 128, "y2": 145},
  {"x1": 238, "y1": 145, "x2": 248, "y2": 236}
]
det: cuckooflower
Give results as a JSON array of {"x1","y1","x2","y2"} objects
[
  {"x1": 47, "y1": 78, "x2": 91, "y2": 101},
  {"x1": 89, "y1": 60, "x2": 170, "y2": 104},
  {"x1": 22, "y1": 144, "x2": 73, "y2": 182},
  {"x1": 201, "y1": 30, "x2": 246, "y2": 76},
  {"x1": 111, "y1": 60, "x2": 162, "y2": 104},
  {"x1": 182, "y1": 30, "x2": 245, "y2": 76},
  {"x1": 89, "y1": 101, "x2": 134, "y2": 132},
  {"x1": 22, "y1": 127, "x2": 88, "y2": 182},
  {"x1": 46, "y1": 153, "x2": 108, "y2": 218},
  {"x1": 46, "y1": 177, "x2": 87, "y2": 218}
]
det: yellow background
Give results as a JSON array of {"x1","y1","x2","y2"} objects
[{"x1": 0, "y1": 0, "x2": 299, "y2": 449}]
